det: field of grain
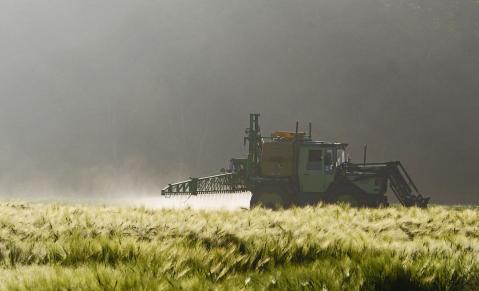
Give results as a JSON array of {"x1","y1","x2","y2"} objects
[{"x1": 0, "y1": 201, "x2": 477, "y2": 290}]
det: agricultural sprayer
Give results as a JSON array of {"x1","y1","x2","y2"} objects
[{"x1": 162, "y1": 114, "x2": 430, "y2": 208}]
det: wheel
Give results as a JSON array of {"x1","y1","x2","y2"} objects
[
  {"x1": 324, "y1": 180, "x2": 366, "y2": 207},
  {"x1": 250, "y1": 186, "x2": 290, "y2": 209},
  {"x1": 325, "y1": 182, "x2": 384, "y2": 208}
]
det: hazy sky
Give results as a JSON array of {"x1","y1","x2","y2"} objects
[{"x1": 0, "y1": 0, "x2": 478, "y2": 204}]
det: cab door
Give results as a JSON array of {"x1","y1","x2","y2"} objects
[{"x1": 298, "y1": 146, "x2": 335, "y2": 192}]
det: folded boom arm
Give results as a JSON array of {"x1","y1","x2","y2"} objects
[
  {"x1": 161, "y1": 173, "x2": 248, "y2": 196},
  {"x1": 345, "y1": 161, "x2": 430, "y2": 207}
]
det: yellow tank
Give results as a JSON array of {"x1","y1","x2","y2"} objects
[{"x1": 261, "y1": 141, "x2": 294, "y2": 177}]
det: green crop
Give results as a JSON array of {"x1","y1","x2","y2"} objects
[{"x1": 0, "y1": 202, "x2": 477, "y2": 290}]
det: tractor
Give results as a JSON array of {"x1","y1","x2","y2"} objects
[{"x1": 162, "y1": 114, "x2": 429, "y2": 208}]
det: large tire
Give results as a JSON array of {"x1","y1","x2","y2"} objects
[
  {"x1": 250, "y1": 186, "x2": 290, "y2": 209},
  {"x1": 324, "y1": 180, "x2": 368, "y2": 207}
]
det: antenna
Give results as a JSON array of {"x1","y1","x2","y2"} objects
[
  {"x1": 295, "y1": 121, "x2": 299, "y2": 140},
  {"x1": 308, "y1": 122, "x2": 312, "y2": 139},
  {"x1": 363, "y1": 144, "x2": 368, "y2": 165}
]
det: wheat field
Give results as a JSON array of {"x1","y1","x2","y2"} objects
[{"x1": 0, "y1": 201, "x2": 477, "y2": 290}]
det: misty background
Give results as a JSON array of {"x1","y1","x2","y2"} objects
[{"x1": 0, "y1": 0, "x2": 478, "y2": 204}]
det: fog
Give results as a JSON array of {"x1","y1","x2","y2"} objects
[{"x1": 0, "y1": 0, "x2": 478, "y2": 205}]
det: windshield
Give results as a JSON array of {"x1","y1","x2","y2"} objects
[{"x1": 336, "y1": 149, "x2": 346, "y2": 166}]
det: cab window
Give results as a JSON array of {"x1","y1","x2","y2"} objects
[
  {"x1": 324, "y1": 149, "x2": 333, "y2": 174},
  {"x1": 336, "y1": 149, "x2": 346, "y2": 166},
  {"x1": 307, "y1": 150, "x2": 322, "y2": 170}
]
